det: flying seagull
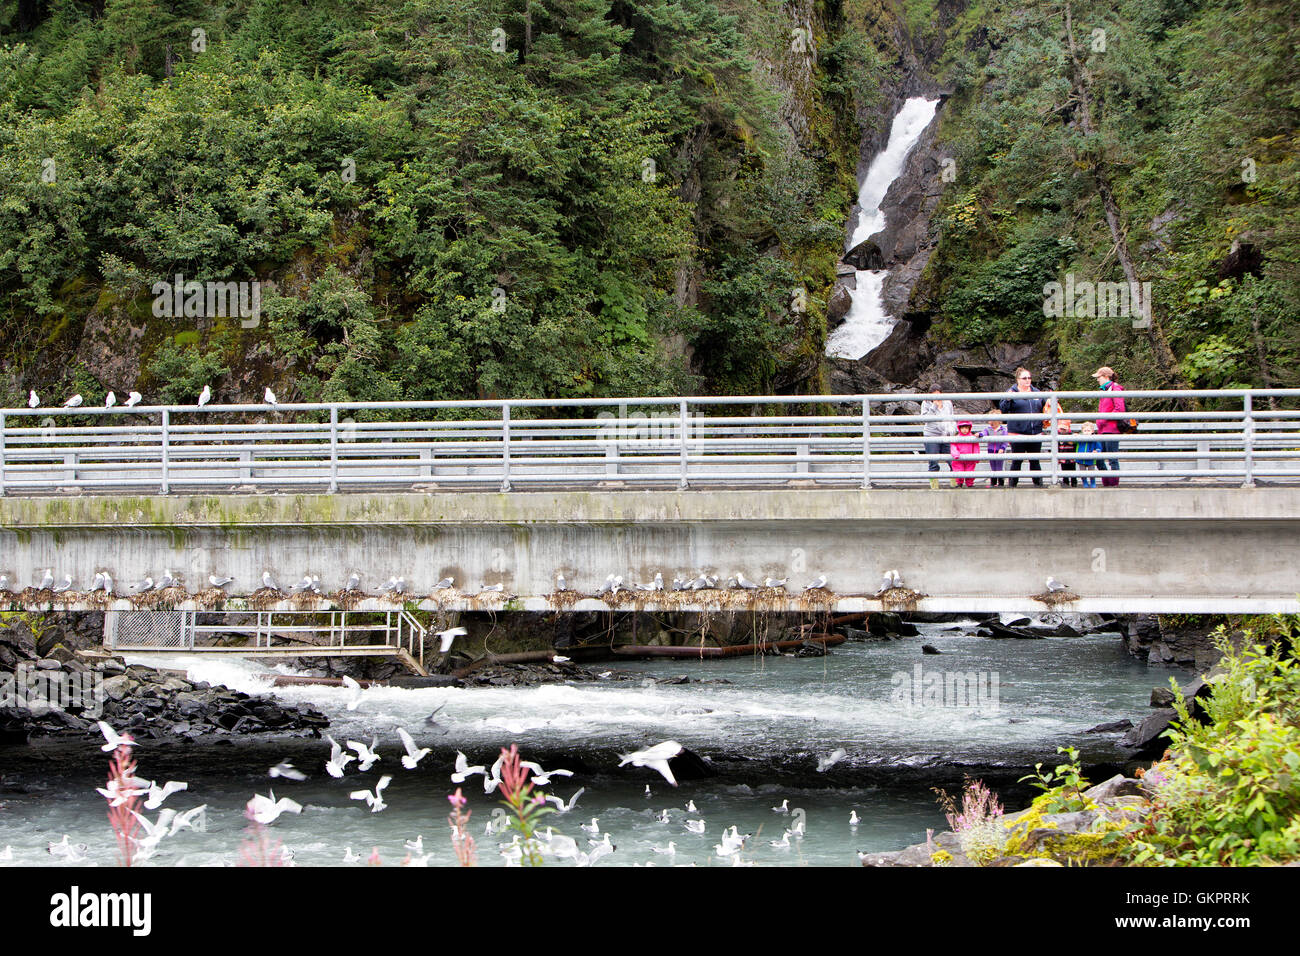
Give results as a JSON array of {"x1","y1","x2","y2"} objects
[
  {"x1": 97, "y1": 721, "x2": 135, "y2": 752},
  {"x1": 325, "y1": 735, "x2": 355, "y2": 778},
  {"x1": 451, "y1": 751, "x2": 487, "y2": 784},
  {"x1": 269, "y1": 761, "x2": 307, "y2": 781},
  {"x1": 545, "y1": 788, "x2": 585, "y2": 813},
  {"x1": 816, "y1": 748, "x2": 847, "y2": 773},
  {"x1": 347, "y1": 737, "x2": 381, "y2": 772},
  {"x1": 618, "y1": 740, "x2": 684, "y2": 787},
  {"x1": 143, "y1": 780, "x2": 189, "y2": 810},
  {"x1": 246, "y1": 790, "x2": 302, "y2": 825},
  {"x1": 397, "y1": 728, "x2": 430, "y2": 769},
  {"x1": 436, "y1": 626, "x2": 467, "y2": 654},
  {"x1": 341, "y1": 675, "x2": 365, "y2": 712}
]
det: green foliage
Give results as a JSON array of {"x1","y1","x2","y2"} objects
[
  {"x1": 1019, "y1": 746, "x2": 1091, "y2": 813},
  {"x1": 146, "y1": 338, "x2": 230, "y2": 405},
  {"x1": 1124, "y1": 624, "x2": 1300, "y2": 866}
]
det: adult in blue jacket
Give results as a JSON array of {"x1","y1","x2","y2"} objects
[{"x1": 998, "y1": 367, "x2": 1045, "y2": 487}]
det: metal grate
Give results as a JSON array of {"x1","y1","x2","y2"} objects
[{"x1": 111, "y1": 610, "x2": 188, "y2": 649}]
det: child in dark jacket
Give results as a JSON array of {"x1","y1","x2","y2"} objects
[{"x1": 950, "y1": 421, "x2": 981, "y2": 487}]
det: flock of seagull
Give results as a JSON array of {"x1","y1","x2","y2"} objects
[
  {"x1": 18, "y1": 718, "x2": 872, "y2": 866},
  {"x1": 24, "y1": 386, "x2": 278, "y2": 410}
]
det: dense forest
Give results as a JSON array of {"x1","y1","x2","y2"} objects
[{"x1": 0, "y1": 0, "x2": 1295, "y2": 405}]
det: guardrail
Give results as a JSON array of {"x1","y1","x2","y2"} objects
[{"x1": 1, "y1": 389, "x2": 1297, "y2": 493}]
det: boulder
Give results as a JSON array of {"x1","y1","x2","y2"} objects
[
  {"x1": 1083, "y1": 775, "x2": 1147, "y2": 803},
  {"x1": 1118, "y1": 708, "x2": 1177, "y2": 756},
  {"x1": 1085, "y1": 719, "x2": 1133, "y2": 734}
]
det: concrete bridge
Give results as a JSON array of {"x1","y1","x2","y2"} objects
[
  {"x1": 1, "y1": 486, "x2": 1297, "y2": 615},
  {"x1": 1, "y1": 389, "x2": 1297, "y2": 616}
]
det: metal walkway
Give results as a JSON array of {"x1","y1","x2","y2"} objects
[
  {"x1": 0, "y1": 388, "x2": 1296, "y2": 494},
  {"x1": 104, "y1": 609, "x2": 430, "y2": 675}
]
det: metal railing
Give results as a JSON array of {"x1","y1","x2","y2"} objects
[
  {"x1": 2, "y1": 389, "x2": 1297, "y2": 493},
  {"x1": 107, "y1": 608, "x2": 426, "y2": 663}
]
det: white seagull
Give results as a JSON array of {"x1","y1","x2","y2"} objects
[
  {"x1": 63, "y1": 394, "x2": 83, "y2": 407},
  {"x1": 1046, "y1": 577, "x2": 1070, "y2": 592},
  {"x1": 97, "y1": 721, "x2": 136, "y2": 752},
  {"x1": 451, "y1": 751, "x2": 487, "y2": 784},
  {"x1": 143, "y1": 780, "x2": 189, "y2": 809},
  {"x1": 264, "y1": 386, "x2": 277, "y2": 405},
  {"x1": 618, "y1": 740, "x2": 683, "y2": 786},
  {"x1": 396, "y1": 728, "x2": 430, "y2": 769},
  {"x1": 341, "y1": 675, "x2": 365, "y2": 711},
  {"x1": 521, "y1": 761, "x2": 572, "y2": 786},
  {"x1": 817, "y1": 748, "x2": 847, "y2": 772},
  {"x1": 436, "y1": 626, "x2": 467, "y2": 654},
  {"x1": 38, "y1": 569, "x2": 54, "y2": 590},
  {"x1": 261, "y1": 571, "x2": 279, "y2": 591},
  {"x1": 804, "y1": 575, "x2": 828, "y2": 590},
  {"x1": 433, "y1": 576, "x2": 454, "y2": 590},
  {"x1": 197, "y1": 385, "x2": 211, "y2": 407},
  {"x1": 269, "y1": 761, "x2": 307, "y2": 781},
  {"x1": 104, "y1": 391, "x2": 117, "y2": 408},
  {"x1": 684, "y1": 819, "x2": 706, "y2": 834},
  {"x1": 124, "y1": 391, "x2": 142, "y2": 407},
  {"x1": 27, "y1": 390, "x2": 39, "y2": 408},
  {"x1": 246, "y1": 790, "x2": 302, "y2": 825},
  {"x1": 347, "y1": 737, "x2": 381, "y2": 771},
  {"x1": 209, "y1": 574, "x2": 233, "y2": 589},
  {"x1": 545, "y1": 788, "x2": 585, "y2": 813},
  {"x1": 350, "y1": 776, "x2": 392, "y2": 813},
  {"x1": 325, "y1": 735, "x2": 355, "y2": 778}
]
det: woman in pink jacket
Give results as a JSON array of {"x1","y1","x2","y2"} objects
[
  {"x1": 949, "y1": 420, "x2": 981, "y2": 487},
  {"x1": 1093, "y1": 366, "x2": 1125, "y2": 486}
]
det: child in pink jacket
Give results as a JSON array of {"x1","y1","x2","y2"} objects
[{"x1": 950, "y1": 420, "x2": 981, "y2": 487}]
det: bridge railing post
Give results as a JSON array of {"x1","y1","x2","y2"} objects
[
  {"x1": 1242, "y1": 393, "x2": 1255, "y2": 487},
  {"x1": 500, "y1": 402, "x2": 512, "y2": 492},
  {"x1": 328, "y1": 406, "x2": 339, "y2": 493},
  {"x1": 861, "y1": 399, "x2": 871, "y2": 489},
  {"x1": 0, "y1": 411, "x2": 6, "y2": 497},
  {"x1": 1048, "y1": 395, "x2": 1060, "y2": 485},
  {"x1": 160, "y1": 408, "x2": 170, "y2": 494},
  {"x1": 678, "y1": 399, "x2": 689, "y2": 490}
]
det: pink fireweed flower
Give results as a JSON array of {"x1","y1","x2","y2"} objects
[{"x1": 448, "y1": 788, "x2": 467, "y2": 809}]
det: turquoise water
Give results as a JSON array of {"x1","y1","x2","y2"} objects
[{"x1": 0, "y1": 623, "x2": 1178, "y2": 867}]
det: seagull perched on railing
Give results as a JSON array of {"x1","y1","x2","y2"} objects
[
  {"x1": 264, "y1": 386, "x2": 277, "y2": 405},
  {"x1": 104, "y1": 392, "x2": 116, "y2": 408},
  {"x1": 197, "y1": 385, "x2": 211, "y2": 407},
  {"x1": 63, "y1": 393, "x2": 83, "y2": 407},
  {"x1": 27, "y1": 390, "x2": 39, "y2": 408},
  {"x1": 125, "y1": 391, "x2": 142, "y2": 407}
]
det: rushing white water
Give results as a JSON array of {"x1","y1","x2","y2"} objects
[
  {"x1": 0, "y1": 624, "x2": 1167, "y2": 867},
  {"x1": 826, "y1": 97, "x2": 939, "y2": 361}
]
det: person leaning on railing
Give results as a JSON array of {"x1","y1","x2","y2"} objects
[
  {"x1": 1093, "y1": 366, "x2": 1126, "y2": 486},
  {"x1": 920, "y1": 387, "x2": 957, "y2": 490},
  {"x1": 998, "y1": 368, "x2": 1045, "y2": 487}
]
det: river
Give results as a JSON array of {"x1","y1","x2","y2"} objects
[{"x1": 0, "y1": 619, "x2": 1174, "y2": 867}]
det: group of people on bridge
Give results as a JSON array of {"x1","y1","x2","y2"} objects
[{"x1": 920, "y1": 366, "x2": 1128, "y2": 488}]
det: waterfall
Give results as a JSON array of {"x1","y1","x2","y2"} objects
[{"x1": 826, "y1": 97, "x2": 939, "y2": 361}]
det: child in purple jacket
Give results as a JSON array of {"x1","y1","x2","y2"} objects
[{"x1": 979, "y1": 412, "x2": 1011, "y2": 487}]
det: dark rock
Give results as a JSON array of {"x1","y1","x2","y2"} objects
[
  {"x1": 984, "y1": 622, "x2": 1043, "y2": 639},
  {"x1": 1119, "y1": 708, "x2": 1177, "y2": 756},
  {"x1": 1085, "y1": 719, "x2": 1133, "y2": 734},
  {"x1": 1150, "y1": 687, "x2": 1176, "y2": 707},
  {"x1": 795, "y1": 641, "x2": 829, "y2": 657},
  {"x1": 843, "y1": 238, "x2": 884, "y2": 270},
  {"x1": 34, "y1": 658, "x2": 63, "y2": 670},
  {"x1": 1083, "y1": 775, "x2": 1147, "y2": 803}
]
